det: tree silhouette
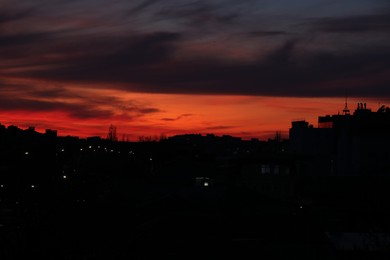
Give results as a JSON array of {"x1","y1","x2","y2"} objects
[{"x1": 107, "y1": 124, "x2": 118, "y2": 142}]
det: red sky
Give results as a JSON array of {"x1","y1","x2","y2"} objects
[
  {"x1": 1, "y1": 1, "x2": 390, "y2": 140},
  {"x1": 1, "y1": 78, "x2": 387, "y2": 140}
]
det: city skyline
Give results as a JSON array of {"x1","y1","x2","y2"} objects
[
  {"x1": 0, "y1": 96, "x2": 387, "y2": 140},
  {"x1": 1, "y1": 0, "x2": 390, "y2": 140}
]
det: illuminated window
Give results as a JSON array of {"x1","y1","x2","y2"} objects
[{"x1": 261, "y1": 164, "x2": 271, "y2": 174}]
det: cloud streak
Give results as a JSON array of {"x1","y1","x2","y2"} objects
[
  {"x1": 161, "y1": 114, "x2": 193, "y2": 121},
  {"x1": 308, "y1": 12, "x2": 390, "y2": 33},
  {"x1": 0, "y1": 82, "x2": 161, "y2": 121},
  {"x1": 1, "y1": 0, "x2": 390, "y2": 139},
  {"x1": 1, "y1": 1, "x2": 389, "y2": 98}
]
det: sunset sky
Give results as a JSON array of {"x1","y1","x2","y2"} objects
[{"x1": 1, "y1": 0, "x2": 390, "y2": 140}]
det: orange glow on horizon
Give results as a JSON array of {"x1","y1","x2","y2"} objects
[{"x1": 1, "y1": 84, "x2": 388, "y2": 141}]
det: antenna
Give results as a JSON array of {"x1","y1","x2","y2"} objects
[{"x1": 342, "y1": 89, "x2": 350, "y2": 115}]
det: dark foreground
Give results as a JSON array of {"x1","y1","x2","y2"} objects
[{"x1": 2, "y1": 176, "x2": 390, "y2": 260}]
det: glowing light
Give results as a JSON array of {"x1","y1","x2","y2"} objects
[
  {"x1": 61, "y1": 149, "x2": 65, "y2": 152},
  {"x1": 31, "y1": 185, "x2": 35, "y2": 188},
  {"x1": 63, "y1": 175, "x2": 67, "y2": 179},
  {"x1": 25, "y1": 152, "x2": 29, "y2": 155},
  {"x1": 204, "y1": 182, "x2": 209, "y2": 187},
  {"x1": 80, "y1": 148, "x2": 83, "y2": 151}
]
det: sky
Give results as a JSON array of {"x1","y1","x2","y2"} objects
[{"x1": 1, "y1": 0, "x2": 390, "y2": 140}]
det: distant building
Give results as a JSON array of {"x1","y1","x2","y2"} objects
[
  {"x1": 45, "y1": 129, "x2": 58, "y2": 138},
  {"x1": 289, "y1": 102, "x2": 390, "y2": 176},
  {"x1": 195, "y1": 177, "x2": 213, "y2": 187},
  {"x1": 86, "y1": 136, "x2": 102, "y2": 142}
]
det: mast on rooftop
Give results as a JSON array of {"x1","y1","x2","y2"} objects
[{"x1": 342, "y1": 90, "x2": 350, "y2": 115}]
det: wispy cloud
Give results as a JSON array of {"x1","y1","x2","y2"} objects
[
  {"x1": 0, "y1": 82, "x2": 161, "y2": 121},
  {"x1": 308, "y1": 12, "x2": 390, "y2": 33},
  {"x1": 248, "y1": 30, "x2": 288, "y2": 37},
  {"x1": 1, "y1": 1, "x2": 390, "y2": 98},
  {"x1": 161, "y1": 113, "x2": 193, "y2": 121},
  {"x1": 205, "y1": 125, "x2": 235, "y2": 130}
]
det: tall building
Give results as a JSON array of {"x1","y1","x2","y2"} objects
[{"x1": 289, "y1": 103, "x2": 390, "y2": 176}]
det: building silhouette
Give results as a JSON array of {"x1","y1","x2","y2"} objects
[
  {"x1": 2, "y1": 105, "x2": 390, "y2": 258},
  {"x1": 290, "y1": 102, "x2": 390, "y2": 176}
]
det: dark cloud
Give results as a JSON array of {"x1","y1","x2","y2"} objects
[
  {"x1": 309, "y1": 12, "x2": 390, "y2": 33},
  {"x1": 138, "y1": 108, "x2": 160, "y2": 114},
  {"x1": 0, "y1": 85, "x2": 161, "y2": 120},
  {"x1": 161, "y1": 114, "x2": 193, "y2": 121},
  {"x1": 107, "y1": 32, "x2": 181, "y2": 65},
  {"x1": 0, "y1": 30, "x2": 68, "y2": 49},
  {"x1": 248, "y1": 30, "x2": 288, "y2": 37},
  {"x1": 155, "y1": 1, "x2": 239, "y2": 28},
  {"x1": 118, "y1": 101, "x2": 161, "y2": 115},
  {"x1": 112, "y1": 40, "x2": 390, "y2": 97},
  {"x1": 0, "y1": 96, "x2": 114, "y2": 119},
  {"x1": 68, "y1": 107, "x2": 115, "y2": 120},
  {"x1": 29, "y1": 87, "x2": 79, "y2": 99},
  {"x1": 0, "y1": 6, "x2": 34, "y2": 24},
  {"x1": 5, "y1": 32, "x2": 390, "y2": 98},
  {"x1": 127, "y1": 0, "x2": 161, "y2": 15},
  {"x1": 2, "y1": 1, "x2": 390, "y2": 99},
  {"x1": 205, "y1": 125, "x2": 235, "y2": 130},
  {"x1": 4, "y1": 31, "x2": 181, "y2": 81},
  {"x1": 0, "y1": 81, "x2": 30, "y2": 91}
]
